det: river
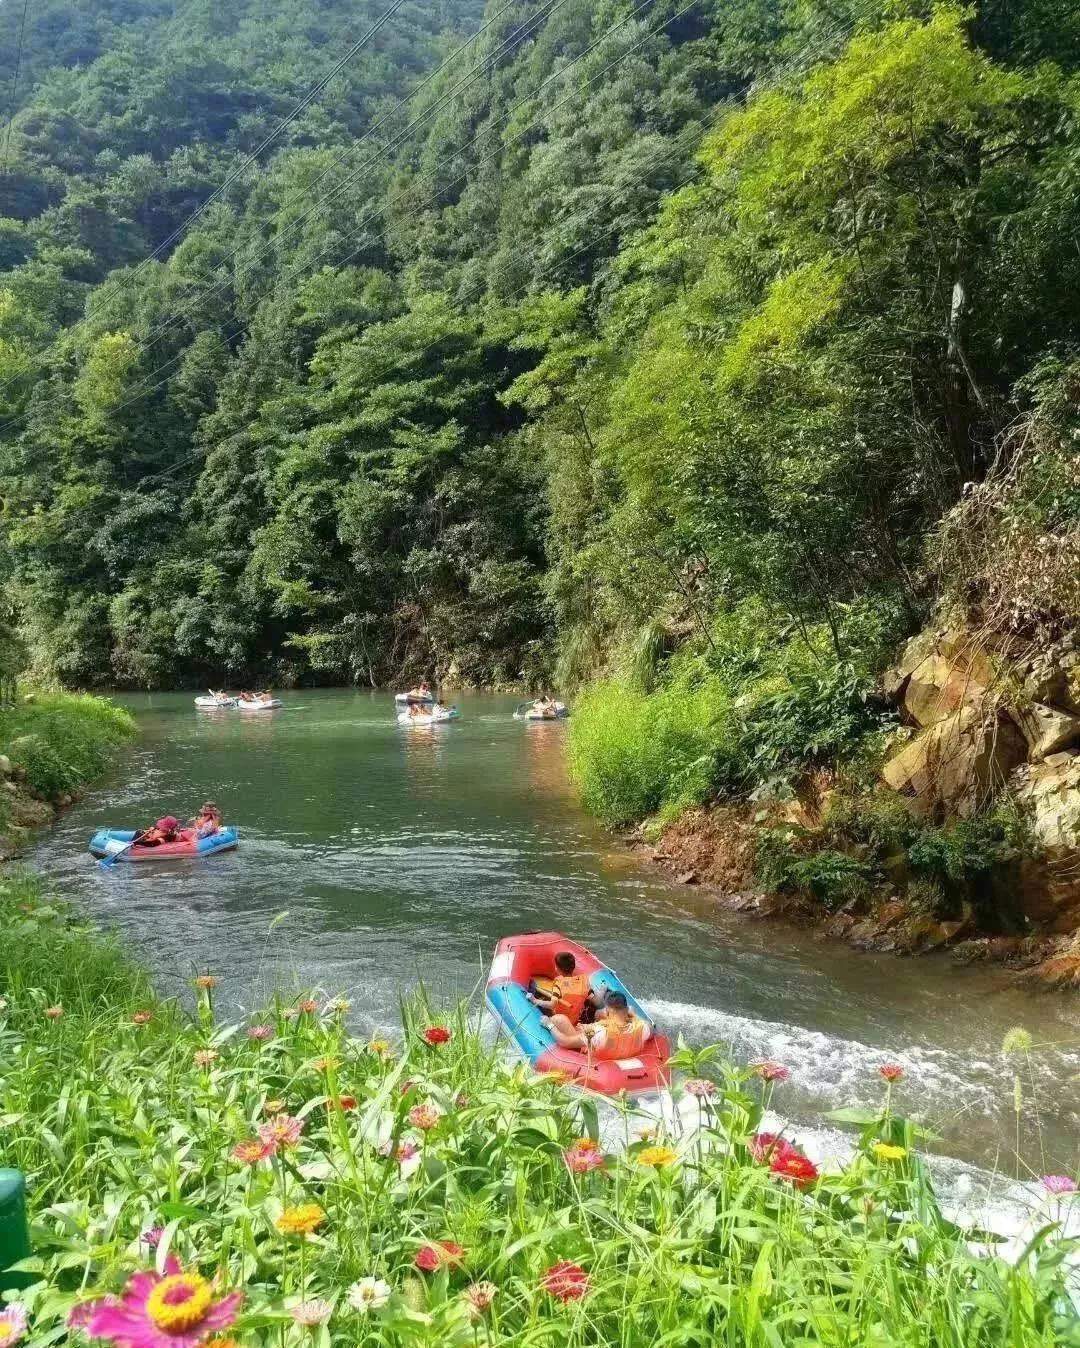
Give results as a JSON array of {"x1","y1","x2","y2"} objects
[{"x1": 30, "y1": 690, "x2": 1080, "y2": 1180}]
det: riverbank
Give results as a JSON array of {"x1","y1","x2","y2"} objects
[
  {"x1": 0, "y1": 691, "x2": 135, "y2": 858},
  {"x1": 1, "y1": 870, "x2": 1077, "y2": 1345}
]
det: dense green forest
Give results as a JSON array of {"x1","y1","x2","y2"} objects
[{"x1": 0, "y1": 0, "x2": 1078, "y2": 715}]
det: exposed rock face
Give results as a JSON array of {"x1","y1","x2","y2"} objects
[
  {"x1": 881, "y1": 706, "x2": 1026, "y2": 816},
  {"x1": 1012, "y1": 754, "x2": 1080, "y2": 850}
]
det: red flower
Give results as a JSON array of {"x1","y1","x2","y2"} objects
[
  {"x1": 336, "y1": 1095, "x2": 358, "y2": 1111},
  {"x1": 423, "y1": 1026, "x2": 451, "y2": 1046},
  {"x1": 414, "y1": 1241, "x2": 464, "y2": 1272},
  {"x1": 769, "y1": 1148, "x2": 819, "y2": 1188},
  {"x1": 542, "y1": 1261, "x2": 590, "y2": 1303},
  {"x1": 748, "y1": 1132, "x2": 790, "y2": 1163},
  {"x1": 879, "y1": 1063, "x2": 904, "y2": 1083},
  {"x1": 750, "y1": 1060, "x2": 791, "y2": 1083}
]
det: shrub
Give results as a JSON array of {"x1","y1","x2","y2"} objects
[
  {"x1": 0, "y1": 690, "x2": 135, "y2": 799},
  {"x1": 754, "y1": 826, "x2": 872, "y2": 909}
]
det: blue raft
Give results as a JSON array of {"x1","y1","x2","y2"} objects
[{"x1": 89, "y1": 827, "x2": 239, "y2": 862}]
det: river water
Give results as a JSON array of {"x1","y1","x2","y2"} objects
[{"x1": 30, "y1": 690, "x2": 1080, "y2": 1178}]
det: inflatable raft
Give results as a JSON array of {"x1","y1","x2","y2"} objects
[
  {"x1": 486, "y1": 932, "x2": 670, "y2": 1096},
  {"x1": 397, "y1": 706, "x2": 459, "y2": 725},
  {"x1": 195, "y1": 694, "x2": 236, "y2": 709},
  {"x1": 395, "y1": 691, "x2": 435, "y2": 706},
  {"x1": 237, "y1": 698, "x2": 282, "y2": 711},
  {"x1": 89, "y1": 827, "x2": 239, "y2": 862},
  {"x1": 514, "y1": 700, "x2": 570, "y2": 721}
]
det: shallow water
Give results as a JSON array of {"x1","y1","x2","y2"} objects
[{"x1": 30, "y1": 689, "x2": 1080, "y2": 1171}]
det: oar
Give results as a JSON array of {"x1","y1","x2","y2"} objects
[{"x1": 98, "y1": 828, "x2": 148, "y2": 872}]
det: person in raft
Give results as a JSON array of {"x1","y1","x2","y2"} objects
[
  {"x1": 528, "y1": 950, "x2": 597, "y2": 1024},
  {"x1": 546, "y1": 988, "x2": 651, "y2": 1059},
  {"x1": 139, "y1": 815, "x2": 181, "y2": 847},
  {"x1": 191, "y1": 801, "x2": 222, "y2": 838}
]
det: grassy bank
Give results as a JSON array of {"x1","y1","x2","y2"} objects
[
  {"x1": 1, "y1": 875, "x2": 1077, "y2": 1346},
  {"x1": 0, "y1": 691, "x2": 135, "y2": 854}
]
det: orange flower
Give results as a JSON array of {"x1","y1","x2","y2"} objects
[
  {"x1": 44, "y1": 1005, "x2": 64, "y2": 1020},
  {"x1": 194, "y1": 975, "x2": 218, "y2": 990},
  {"x1": 131, "y1": 1011, "x2": 153, "y2": 1026},
  {"x1": 276, "y1": 1204, "x2": 325, "y2": 1236}
]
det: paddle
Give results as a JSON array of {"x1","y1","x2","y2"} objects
[{"x1": 98, "y1": 827, "x2": 148, "y2": 872}]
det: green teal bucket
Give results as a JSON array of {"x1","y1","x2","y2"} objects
[{"x1": 0, "y1": 1169, "x2": 32, "y2": 1290}]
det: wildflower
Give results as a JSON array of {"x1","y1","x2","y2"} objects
[
  {"x1": 231, "y1": 1139, "x2": 270, "y2": 1166},
  {"x1": 281, "y1": 1006, "x2": 301, "y2": 1020},
  {"x1": 290, "y1": 1300, "x2": 332, "y2": 1328},
  {"x1": 422, "y1": 1025, "x2": 451, "y2": 1046},
  {"x1": 297, "y1": 999, "x2": 318, "y2": 1014},
  {"x1": 263, "y1": 1098, "x2": 286, "y2": 1114},
  {"x1": 1041, "y1": 1175, "x2": 1078, "y2": 1196},
  {"x1": 140, "y1": 1228, "x2": 165, "y2": 1249},
  {"x1": 408, "y1": 1101, "x2": 441, "y2": 1131},
  {"x1": 335, "y1": 1095, "x2": 358, "y2": 1111},
  {"x1": 203, "y1": 1340, "x2": 238, "y2": 1348},
  {"x1": 683, "y1": 1077, "x2": 717, "y2": 1098},
  {"x1": 749, "y1": 1132, "x2": 790, "y2": 1163},
  {"x1": 572, "y1": 1136, "x2": 600, "y2": 1152},
  {"x1": 246, "y1": 1025, "x2": 273, "y2": 1041},
  {"x1": 1002, "y1": 1026, "x2": 1033, "y2": 1055},
  {"x1": 326, "y1": 998, "x2": 352, "y2": 1015},
  {"x1": 276, "y1": 1204, "x2": 325, "y2": 1237},
  {"x1": 192, "y1": 1049, "x2": 218, "y2": 1068},
  {"x1": 542, "y1": 1261, "x2": 590, "y2": 1303},
  {"x1": 637, "y1": 1145, "x2": 678, "y2": 1169},
  {"x1": 346, "y1": 1278, "x2": 391, "y2": 1314},
  {"x1": 131, "y1": 1011, "x2": 153, "y2": 1026},
  {"x1": 310, "y1": 1055, "x2": 339, "y2": 1072},
  {"x1": 454, "y1": 1091, "x2": 471, "y2": 1109},
  {"x1": 464, "y1": 1282, "x2": 497, "y2": 1319},
  {"x1": 565, "y1": 1144, "x2": 606, "y2": 1174},
  {"x1": 414, "y1": 1241, "x2": 464, "y2": 1272},
  {"x1": 258, "y1": 1113, "x2": 304, "y2": 1152},
  {"x1": 871, "y1": 1142, "x2": 907, "y2": 1163},
  {"x1": 80, "y1": 1256, "x2": 241, "y2": 1348},
  {"x1": 194, "y1": 975, "x2": 218, "y2": 990},
  {"x1": 0, "y1": 1304, "x2": 28, "y2": 1348},
  {"x1": 44, "y1": 1005, "x2": 63, "y2": 1020},
  {"x1": 750, "y1": 1060, "x2": 790, "y2": 1083},
  {"x1": 879, "y1": 1064, "x2": 904, "y2": 1083},
  {"x1": 369, "y1": 1038, "x2": 391, "y2": 1057},
  {"x1": 770, "y1": 1148, "x2": 819, "y2": 1188}
]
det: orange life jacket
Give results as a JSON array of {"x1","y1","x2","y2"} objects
[
  {"x1": 552, "y1": 974, "x2": 590, "y2": 1023},
  {"x1": 592, "y1": 1013, "x2": 648, "y2": 1061}
]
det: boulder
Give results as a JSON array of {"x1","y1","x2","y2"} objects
[
  {"x1": 1013, "y1": 702, "x2": 1080, "y2": 761},
  {"x1": 1011, "y1": 754, "x2": 1080, "y2": 851},
  {"x1": 881, "y1": 707, "x2": 1027, "y2": 816},
  {"x1": 886, "y1": 630, "x2": 1001, "y2": 729}
]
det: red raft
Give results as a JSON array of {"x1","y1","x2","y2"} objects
[
  {"x1": 485, "y1": 931, "x2": 671, "y2": 1096},
  {"x1": 89, "y1": 826, "x2": 239, "y2": 862}
]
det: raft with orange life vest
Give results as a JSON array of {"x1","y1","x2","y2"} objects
[
  {"x1": 89, "y1": 825, "x2": 239, "y2": 862},
  {"x1": 485, "y1": 932, "x2": 671, "y2": 1096}
]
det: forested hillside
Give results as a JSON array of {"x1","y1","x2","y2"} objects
[{"x1": 1, "y1": 0, "x2": 1078, "y2": 714}]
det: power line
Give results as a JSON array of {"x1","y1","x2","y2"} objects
[
  {"x1": 22, "y1": 0, "x2": 674, "y2": 431},
  {"x1": 0, "y1": 0, "x2": 561, "y2": 402},
  {"x1": 1, "y1": 0, "x2": 32, "y2": 170}
]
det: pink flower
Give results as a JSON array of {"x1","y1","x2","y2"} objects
[
  {"x1": 44, "y1": 1005, "x2": 63, "y2": 1020},
  {"x1": 683, "y1": 1078, "x2": 717, "y2": 1098},
  {"x1": 140, "y1": 1228, "x2": 165, "y2": 1249},
  {"x1": 1042, "y1": 1174, "x2": 1078, "y2": 1196},
  {"x1": 257, "y1": 1114, "x2": 304, "y2": 1153},
  {"x1": 770, "y1": 1148, "x2": 819, "y2": 1188},
  {"x1": 750, "y1": 1060, "x2": 790, "y2": 1083},
  {"x1": 879, "y1": 1064, "x2": 905, "y2": 1083},
  {"x1": 414, "y1": 1241, "x2": 464, "y2": 1272},
  {"x1": 564, "y1": 1144, "x2": 606, "y2": 1174},
  {"x1": 542, "y1": 1261, "x2": 590, "y2": 1302},
  {"x1": 231, "y1": 1139, "x2": 271, "y2": 1165},
  {"x1": 423, "y1": 1025, "x2": 451, "y2": 1046},
  {"x1": 78, "y1": 1256, "x2": 242, "y2": 1348},
  {"x1": 397, "y1": 1140, "x2": 419, "y2": 1162},
  {"x1": 290, "y1": 1300, "x2": 332, "y2": 1328},
  {"x1": 748, "y1": 1132, "x2": 789, "y2": 1163},
  {"x1": 0, "y1": 1304, "x2": 28, "y2": 1347},
  {"x1": 246, "y1": 1025, "x2": 273, "y2": 1042},
  {"x1": 464, "y1": 1281, "x2": 497, "y2": 1318},
  {"x1": 408, "y1": 1102, "x2": 441, "y2": 1131}
]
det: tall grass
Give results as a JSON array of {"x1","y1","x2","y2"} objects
[
  {"x1": 1, "y1": 875, "x2": 1077, "y2": 1346},
  {"x1": 0, "y1": 690, "x2": 135, "y2": 800}
]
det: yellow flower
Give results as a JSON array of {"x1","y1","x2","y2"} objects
[
  {"x1": 194, "y1": 975, "x2": 219, "y2": 990},
  {"x1": 146, "y1": 1273, "x2": 213, "y2": 1331},
  {"x1": 263, "y1": 1098, "x2": 286, "y2": 1114},
  {"x1": 369, "y1": 1039, "x2": 391, "y2": 1057},
  {"x1": 310, "y1": 1055, "x2": 339, "y2": 1072},
  {"x1": 276, "y1": 1204, "x2": 326, "y2": 1236},
  {"x1": 871, "y1": 1141, "x2": 907, "y2": 1162},
  {"x1": 637, "y1": 1145, "x2": 678, "y2": 1169}
]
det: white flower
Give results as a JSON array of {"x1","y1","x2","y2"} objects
[
  {"x1": 290, "y1": 1299, "x2": 333, "y2": 1327},
  {"x1": 347, "y1": 1277, "x2": 391, "y2": 1314}
]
